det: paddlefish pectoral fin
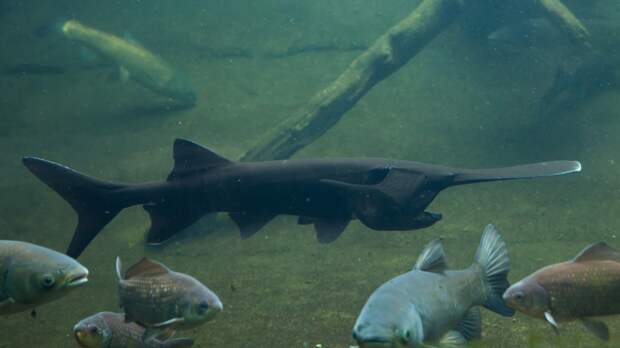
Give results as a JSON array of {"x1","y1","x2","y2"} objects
[
  {"x1": 581, "y1": 318, "x2": 610, "y2": 341},
  {"x1": 413, "y1": 238, "x2": 448, "y2": 273},
  {"x1": 22, "y1": 157, "x2": 130, "y2": 258},
  {"x1": 455, "y1": 307, "x2": 482, "y2": 341},
  {"x1": 437, "y1": 330, "x2": 467, "y2": 347},
  {"x1": 474, "y1": 224, "x2": 514, "y2": 317},
  {"x1": 452, "y1": 161, "x2": 581, "y2": 185}
]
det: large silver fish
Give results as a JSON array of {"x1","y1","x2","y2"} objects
[
  {"x1": 0, "y1": 240, "x2": 88, "y2": 316},
  {"x1": 352, "y1": 224, "x2": 514, "y2": 347},
  {"x1": 59, "y1": 19, "x2": 196, "y2": 105},
  {"x1": 116, "y1": 257, "x2": 222, "y2": 340},
  {"x1": 73, "y1": 311, "x2": 194, "y2": 348}
]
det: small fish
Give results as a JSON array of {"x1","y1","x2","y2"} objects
[
  {"x1": 503, "y1": 242, "x2": 620, "y2": 341},
  {"x1": 0, "y1": 240, "x2": 88, "y2": 316},
  {"x1": 51, "y1": 19, "x2": 196, "y2": 105},
  {"x1": 116, "y1": 257, "x2": 222, "y2": 340},
  {"x1": 73, "y1": 311, "x2": 194, "y2": 348},
  {"x1": 352, "y1": 224, "x2": 514, "y2": 347}
]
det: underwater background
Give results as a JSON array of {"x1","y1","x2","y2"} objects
[{"x1": 1, "y1": 0, "x2": 620, "y2": 347}]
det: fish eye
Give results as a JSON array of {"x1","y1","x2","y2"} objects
[
  {"x1": 89, "y1": 325, "x2": 98, "y2": 334},
  {"x1": 515, "y1": 292, "x2": 525, "y2": 303},
  {"x1": 198, "y1": 302, "x2": 209, "y2": 314},
  {"x1": 41, "y1": 273, "x2": 56, "y2": 288}
]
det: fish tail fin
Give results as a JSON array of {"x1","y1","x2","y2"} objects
[
  {"x1": 453, "y1": 161, "x2": 581, "y2": 185},
  {"x1": 162, "y1": 338, "x2": 194, "y2": 348},
  {"x1": 22, "y1": 157, "x2": 129, "y2": 258},
  {"x1": 473, "y1": 224, "x2": 515, "y2": 317}
]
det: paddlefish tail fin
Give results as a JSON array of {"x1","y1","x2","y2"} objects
[
  {"x1": 473, "y1": 224, "x2": 515, "y2": 317},
  {"x1": 22, "y1": 157, "x2": 130, "y2": 258},
  {"x1": 452, "y1": 161, "x2": 581, "y2": 185}
]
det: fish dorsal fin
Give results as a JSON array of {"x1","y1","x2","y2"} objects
[
  {"x1": 125, "y1": 258, "x2": 170, "y2": 279},
  {"x1": 169, "y1": 139, "x2": 232, "y2": 181},
  {"x1": 573, "y1": 242, "x2": 620, "y2": 263},
  {"x1": 413, "y1": 238, "x2": 448, "y2": 273}
]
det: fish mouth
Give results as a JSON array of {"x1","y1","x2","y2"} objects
[{"x1": 66, "y1": 267, "x2": 89, "y2": 288}]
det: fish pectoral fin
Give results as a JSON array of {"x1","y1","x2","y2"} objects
[
  {"x1": 118, "y1": 65, "x2": 130, "y2": 83},
  {"x1": 438, "y1": 330, "x2": 467, "y2": 347},
  {"x1": 229, "y1": 211, "x2": 277, "y2": 240},
  {"x1": 153, "y1": 317, "x2": 185, "y2": 328},
  {"x1": 413, "y1": 238, "x2": 448, "y2": 273},
  {"x1": 544, "y1": 311, "x2": 559, "y2": 334},
  {"x1": 143, "y1": 320, "x2": 184, "y2": 342},
  {"x1": 582, "y1": 318, "x2": 610, "y2": 341},
  {"x1": 313, "y1": 218, "x2": 350, "y2": 243},
  {"x1": 455, "y1": 307, "x2": 481, "y2": 341}
]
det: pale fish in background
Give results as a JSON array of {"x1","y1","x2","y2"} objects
[{"x1": 59, "y1": 19, "x2": 197, "y2": 105}]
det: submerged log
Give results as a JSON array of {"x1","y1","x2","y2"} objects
[
  {"x1": 534, "y1": 0, "x2": 592, "y2": 49},
  {"x1": 241, "y1": 0, "x2": 465, "y2": 161},
  {"x1": 241, "y1": 0, "x2": 591, "y2": 162}
]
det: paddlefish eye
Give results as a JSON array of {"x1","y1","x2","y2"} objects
[
  {"x1": 89, "y1": 325, "x2": 98, "y2": 334},
  {"x1": 41, "y1": 273, "x2": 56, "y2": 288}
]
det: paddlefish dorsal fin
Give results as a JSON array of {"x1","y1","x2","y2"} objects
[
  {"x1": 413, "y1": 238, "x2": 448, "y2": 273},
  {"x1": 573, "y1": 242, "x2": 620, "y2": 262},
  {"x1": 169, "y1": 139, "x2": 232, "y2": 180},
  {"x1": 125, "y1": 258, "x2": 171, "y2": 279}
]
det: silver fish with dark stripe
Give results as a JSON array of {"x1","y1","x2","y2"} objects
[
  {"x1": 116, "y1": 257, "x2": 222, "y2": 340},
  {"x1": 74, "y1": 312, "x2": 193, "y2": 348}
]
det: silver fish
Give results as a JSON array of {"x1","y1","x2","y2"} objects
[
  {"x1": 74, "y1": 311, "x2": 193, "y2": 348},
  {"x1": 352, "y1": 224, "x2": 514, "y2": 347},
  {"x1": 116, "y1": 257, "x2": 222, "y2": 340},
  {"x1": 0, "y1": 240, "x2": 88, "y2": 315}
]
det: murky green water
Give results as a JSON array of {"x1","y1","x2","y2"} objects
[{"x1": 1, "y1": 0, "x2": 620, "y2": 347}]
